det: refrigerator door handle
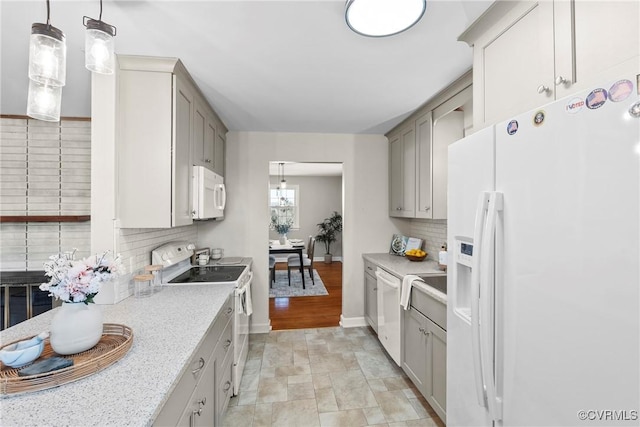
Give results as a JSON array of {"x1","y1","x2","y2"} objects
[
  {"x1": 479, "y1": 191, "x2": 504, "y2": 421},
  {"x1": 471, "y1": 191, "x2": 490, "y2": 408}
]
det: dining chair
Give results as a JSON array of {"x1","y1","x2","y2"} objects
[
  {"x1": 287, "y1": 237, "x2": 315, "y2": 286},
  {"x1": 269, "y1": 256, "x2": 276, "y2": 288},
  {"x1": 287, "y1": 235, "x2": 313, "y2": 262}
]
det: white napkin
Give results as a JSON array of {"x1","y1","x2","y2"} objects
[{"x1": 400, "y1": 275, "x2": 424, "y2": 310}]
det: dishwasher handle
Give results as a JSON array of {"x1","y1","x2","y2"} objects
[{"x1": 375, "y1": 269, "x2": 400, "y2": 289}]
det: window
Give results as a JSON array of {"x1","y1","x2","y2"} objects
[{"x1": 269, "y1": 185, "x2": 299, "y2": 229}]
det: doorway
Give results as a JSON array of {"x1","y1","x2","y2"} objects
[{"x1": 267, "y1": 161, "x2": 343, "y2": 330}]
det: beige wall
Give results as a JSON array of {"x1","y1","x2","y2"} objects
[{"x1": 197, "y1": 131, "x2": 397, "y2": 333}]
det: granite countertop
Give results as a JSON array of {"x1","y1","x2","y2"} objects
[
  {"x1": 0, "y1": 283, "x2": 235, "y2": 426},
  {"x1": 363, "y1": 253, "x2": 445, "y2": 277},
  {"x1": 363, "y1": 253, "x2": 447, "y2": 304}
]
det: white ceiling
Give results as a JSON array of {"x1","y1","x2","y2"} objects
[{"x1": 0, "y1": 0, "x2": 493, "y2": 134}]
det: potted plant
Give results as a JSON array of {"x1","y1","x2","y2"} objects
[
  {"x1": 315, "y1": 211, "x2": 343, "y2": 264},
  {"x1": 270, "y1": 213, "x2": 293, "y2": 244}
]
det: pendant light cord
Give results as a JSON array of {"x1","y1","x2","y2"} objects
[
  {"x1": 99, "y1": 0, "x2": 103, "y2": 21},
  {"x1": 46, "y1": 0, "x2": 51, "y2": 27}
]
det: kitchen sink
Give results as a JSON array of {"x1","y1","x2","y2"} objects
[{"x1": 418, "y1": 275, "x2": 447, "y2": 295}]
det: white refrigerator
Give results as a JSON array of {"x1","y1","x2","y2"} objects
[{"x1": 447, "y1": 75, "x2": 639, "y2": 426}]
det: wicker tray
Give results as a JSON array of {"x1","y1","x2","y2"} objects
[{"x1": 0, "y1": 323, "x2": 133, "y2": 395}]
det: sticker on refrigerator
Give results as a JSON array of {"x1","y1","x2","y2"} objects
[
  {"x1": 565, "y1": 98, "x2": 585, "y2": 114},
  {"x1": 507, "y1": 120, "x2": 518, "y2": 135},
  {"x1": 533, "y1": 110, "x2": 545, "y2": 126},
  {"x1": 628, "y1": 100, "x2": 640, "y2": 118},
  {"x1": 608, "y1": 79, "x2": 633, "y2": 102},
  {"x1": 586, "y1": 88, "x2": 607, "y2": 109}
]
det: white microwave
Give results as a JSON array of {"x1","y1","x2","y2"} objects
[{"x1": 192, "y1": 166, "x2": 226, "y2": 220}]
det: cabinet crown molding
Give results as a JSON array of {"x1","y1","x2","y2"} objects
[
  {"x1": 458, "y1": 0, "x2": 534, "y2": 46},
  {"x1": 116, "y1": 54, "x2": 188, "y2": 75}
]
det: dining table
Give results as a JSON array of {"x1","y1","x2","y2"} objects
[{"x1": 269, "y1": 240, "x2": 307, "y2": 289}]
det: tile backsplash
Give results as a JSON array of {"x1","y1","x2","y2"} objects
[
  {"x1": 0, "y1": 118, "x2": 91, "y2": 271},
  {"x1": 406, "y1": 218, "x2": 447, "y2": 261}
]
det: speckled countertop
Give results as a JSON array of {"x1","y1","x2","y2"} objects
[
  {"x1": 362, "y1": 253, "x2": 445, "y2": 277},
  {"x1": 0, "y1": 283, "x2": 235, "y2": 426},
  {"x1": 363, "y1": 253, "x2": 447, "y2": 304}
]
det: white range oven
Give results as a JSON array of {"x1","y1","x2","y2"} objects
[{"x1": 152, "y1": 242, "x2": 252, "y2": 396}]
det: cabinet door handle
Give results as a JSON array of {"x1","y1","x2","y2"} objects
[
  {"x1": 418, "y1": 327, "x2": 425, "y2": 333},
  {"x1": 223, "y1": 380, "x2": 232, "y2": 392},
  {"x1": 226, "y1": 307, "x2": 233, "y2": 316},
  {"x1": 554, "y1": 75, "x2": 569, "y2": 86},
  {"x1": 373, "y1": 288, "x2": 377, "y2": 291},
  {"x1": 537, "y1": 85, "x2": 551, "y2": 94},
  {"x1": 191, "y1": 357, "x2": 205, "y2": 375},
  {"x1": 396, "y1": 207, "x2": 402, "y2": 210},
  {"x1": 224, "y1": 339, "x2": 232, "y2": 350}
]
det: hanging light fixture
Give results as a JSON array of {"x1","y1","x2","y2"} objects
[
  {"x1": 279, "y1": 163, "x2": 287, "y2": 189},
  {"x1": 345, "y1": 0, "x2": 427, "y2": 37},
  {"x1": 27, "y1": 0, "x2": 66, "y2": 122},
  {"x1": 84, "y1": 0, "x2": 117, "y2": 74},
  {"x1": 27, "y1": 80, "x2": 63, "y2": 122}
]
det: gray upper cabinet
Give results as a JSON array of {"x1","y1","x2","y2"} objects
[
  {"x1": 415, "y1": 111, "x2": 432, "y2": 219},
  {"x1": 213, "y1": 120, "x2": 226, "y2": 177},
  {"x1": 117, "y1": 56, "x2": 194, "y2": 228},
  {"x1": 389, "y1": 123, "x2": 416, "y2": 218},
  {"x1": 115, "y1": 55, "x2": 227, "y2": 228},
  {"x1": 387, "y1": 72, "x2": 472, "y2": 220},
  {"x1": 193, "y1": 93, "x2": 226, "y2": 175},
  {"x1": 459, "y1": 0, "x2": 639, "y2": 130}
]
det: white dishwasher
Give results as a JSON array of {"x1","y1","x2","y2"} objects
[{"x1": 375, "y1": 267, "x2": 401, "y2": 365}]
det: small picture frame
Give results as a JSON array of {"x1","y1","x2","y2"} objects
[{"x1": 389, "y1": 235, "x2": 423, "y2": 256}]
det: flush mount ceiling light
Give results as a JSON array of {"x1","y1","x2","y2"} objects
[
  {"x1": 83, "y1": 0, "x2": 117, "y2": 74},
  {"x1": 345, "y1": 0, "x2": 427, "y2": 37},
  {"x1": 27, "y1": 0, "x2": 66, "y2": 122}
]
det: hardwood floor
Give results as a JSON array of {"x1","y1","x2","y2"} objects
[{"x1": 269, "y1": 261, "x2": 342, "y2": 330}]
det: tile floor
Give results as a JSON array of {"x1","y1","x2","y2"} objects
[{"x1": 222, "y1": 327, "x2": 445, "y2": 427}]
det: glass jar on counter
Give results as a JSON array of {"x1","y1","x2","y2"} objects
[
  {"x1": 144, "y1": 265, "x2": 164, "y2": 292},
  {"x1": 133, "y1": 274, "x2": 154, "y2": 298}
]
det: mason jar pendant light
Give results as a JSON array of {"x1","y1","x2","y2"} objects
[
  {"x1": 27, "y1": 0, "x2": 66, "y2": 122},
  {"x1": 27, "y1": 80, "x2": 63, "y2": 122},
  {"x1": 83, "y1": 0, "x2": 117, "y2": 74},
  {"x1": 345, "y1": 0, "x2": 427, "y2": 37}
]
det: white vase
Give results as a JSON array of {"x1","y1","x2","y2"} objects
[
  {"x1": 279, "y1": 234, "x2": 287, "y2": 245},
  {"x1": 50, "y1": 302, "x2": 103, "y2": 355}
]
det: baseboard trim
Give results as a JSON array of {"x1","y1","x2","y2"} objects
[
  {"x1": 250, "y1": 321, "x2": 272, "y2": 334},
  {"x1": 340, "y1": 315, "x2": 368, "y2": 328}
]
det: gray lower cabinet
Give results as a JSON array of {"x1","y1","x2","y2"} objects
[
  {"x1": 154, "y1": 294, "x2": 234, "y2": 426},
  {"x1": 364, "y1": 260, "x2": 378, "y2": 333},
  {"x1": 402, "y1": 289, "x2": 447, "y2": 422}
]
